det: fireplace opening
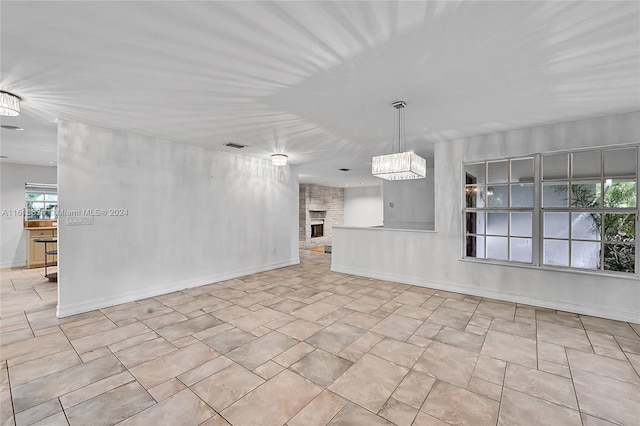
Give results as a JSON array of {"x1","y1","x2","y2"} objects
[{"x1": 311, "y1": 223, "x2": 324, "y2": 238}]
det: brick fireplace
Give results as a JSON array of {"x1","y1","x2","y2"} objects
[{"x1": 299, "y1": 184, "x2": 344, "y2": 249}]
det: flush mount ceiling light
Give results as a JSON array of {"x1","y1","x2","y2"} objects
[
  {"x1": 372, "y1": 101, "x2": 426, "y2": 180},
  {"x1": 0, "y1": 91, "x2": 21, "y2": 116},
  {"x1": 271, "y1": 153, "x2": 288, "y2": 166}
]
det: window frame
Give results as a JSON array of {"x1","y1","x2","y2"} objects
[
  {"x1": 25, "y1": 183, "x2": 58, "y2": 221},
  {"x1": 462, "y1": 145, "x2": 639, "y2": 276}
]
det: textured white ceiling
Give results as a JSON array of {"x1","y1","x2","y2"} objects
[{"x1": 1, "y1": 1, "x2": 638, "y2": 187}]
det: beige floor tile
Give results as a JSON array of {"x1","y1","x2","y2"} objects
[
  {"x1": 378, "y1": 397, "x2": 418, "y2": 426},
  {"x1": 70, "y1": 322, "x2": 150, "y2": 354},
  {"x1": 468, "y1": 376, "x2": 502, "y2": 401},
  {"x1": 472, "y1": 354, "x2": 506, "y2": 385},
  {"x1": 305, "y1": 322, "x2": 366, "y2": 354},
  {"x1": 489, "y1": 318, "x2": 536, "y2": 340},
  {"x1": 537, "y1": 340, "x2": 568, "y2": 366},
  {"x1": 343, "y1": 295, "x2": 387, "y2": 314},
  {"x1": 393, "y1": 291, "x2": 431, "y2": 307},
  {"x1": 586, "y1": 330, "x2": 620, "y2": 349},
  {"x1": 65, "y1": 381, "x2": 155, "y2": 426},
  {"x1": 616, "y1": 335, "x2": 640, "y2": 354},
  {"x1": 221, "y1": 370, "x2": 322, "y2": 426},
  {"x1": 272, "y1": 342, "x2": 316, "y2": 367},
  {"x1": 394, "y1": 305, "x2": 433, "y2": 321},
  {"x1": 147, "y1": 377, "x2": 186, "y2": 402},
  {"x1": 566, "y1": 348, "x2": 640, "y2": 385},
  {"x1": 0, "y1": 367, "x2": 13, "y2": 426},
  {"x1": 340, "y1": 311, "x2": 383, "y2": 329},
  {"x1": 276, "y1": 319, "x2": 324, "y2": 341},
  {"x1": 290, "y1": 349, "x2": 352, "y2": 387},
  {"x1": 537, "y1": 320, "x2": 592, "y2": 352},
  {"x1": 328, "y1": 402, "x2": 393, "y2": 425},
  {"x1": 369, "y1": 338, "x2": 425, "y2": 368},
  {"x1": 580, "y1": 316, "x2": 639, "y2": 340},
  {"x1": 14, "y1": 398, "x2": 62, "y2": 426},
  {"x1": 177, "y1": 355, "x2": 234, "y2": 386},
  {"x1": 329, "y1": 353, "x2": 408, "y2": 412},
  {"x1": 60, "y1": 371, "x2": 135, "y2": 409},
  {"x1": 434, "y1": 326, "x2": 485, "y2": 353},
  {"x1": 288, "y1": 389, "x2": 347, "y2": 426},
  {"x1": 12, "y1": 354, "x2": 126, "y2": 413},
  {"x1": 114, "y1": 337, "x2": 176, "y2": 368},
  {"x1": 156, "y1": 315, "x2": 221, "y2": 342},
  {"x1": 202, "y1": 327, "x2": 256, "y2": 353},
  {"x1": 475, "y1": 300, "x2": 515, "y2": 321},
  {"x1": 141, "y1": 311, "x2": 188, "y2": 330},
  {"x1": 627, "y1": 352, "x2": 640, "y2": 376},
  {"x1": 30, "y1": 411, "x2": 68, "y2": 426},
  {"x1": 538, "y1": 360, "x2": 571, "y2": 378},
  {"x1": 191, "y1": 362, "x2": 264, "y2": 411},
  {"x1": 253, "y1": 360, "x2": 284, "y2": 379},
  {"x1": 536, "y1": 311, "x2": 583, "y2": 329},
  {"x1": 291, "y1": 301, "x2": 340, "y2": 322},
  {"x1": 426, "y1": 306, "x2": 473, "y2": 330},
  {"x1": 3, "y1": 251, "x2": 638, "y2": 426},
  {"x1": 412, "y1": 411, "x2": 449, "y2": 426},
  {"x1": 370, "y1": 314, "x2": 423, "y2": 341},
  {"x1": 392, "y1": 370, "x2": 436, "y2": 410},
  {"x1": 481, "y1": 330, "x2": 537, "y2": 368},
  {"x1": 228, "y1": 307, "x2": 283, "y2": 331},
  {"x1": 422, "y1": 380, "x2": 499, "y2": 426},
  {"x1": 349, "y1": 331, "x2": 385, "y2": 352},
  {"x1": 1, "y1": 331, "x2": 70, "y2": 363},
  {"x1": 504, "y1": 363, "x2": 578, "y2": 409},
  {"x1": 440, "y1": 299, "x2": 478, "y2": 313},
  {"x1": 414, "y1": 341, "x2": 478, "y2": 388},
  {"x1": 119, "y1": 388, "x2": 214, "y2": 426},
  {"x1": 497, "y1": 388, "x2": 581, "y2": 426},
  {"x1": 226, "y1": 331, "x2": 298, "y2": 370},
  {"x1": 580, "y1": 413, "x2": 620, "y2": 426},
  {"x1": 267, "y1": 299, "x2": 308, "y2": 314},
  {"x1": 129, "y1": 341, "x2": 219, "y2": 389},
  {"x1": 8, "y1": 348, "x2": 81, "y2": 387}
]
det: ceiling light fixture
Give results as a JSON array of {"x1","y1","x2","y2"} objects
[
  {"x1": 0, "y1": 91, "x2": 21, "y2": 116},
  {"x1": 372, "y1": 101, "x2": 426, "y2": 180},
  {"x1": 271, "y1": 153, "x2": 288, "y2": 166}
]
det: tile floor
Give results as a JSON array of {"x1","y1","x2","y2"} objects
[{"x1": 1, "y1": 250, "x2": 639, "y2": 425}]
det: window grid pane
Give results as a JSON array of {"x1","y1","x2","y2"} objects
[{"x1": 465, "y1": 146, "x2": 637, "y2": 274}]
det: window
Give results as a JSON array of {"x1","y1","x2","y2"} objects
[
  {"x1": 465, "y1": 158, "x2": 534, "y2": 263},
  {"x1": 464, "y1": 146, "x2": 638, "y2": 274},
  {"x1": 25, "y1": 183, "x2": 58, "y2": 220}
]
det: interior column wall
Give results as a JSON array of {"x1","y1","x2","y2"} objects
[{"x1": 57, "y1": 121, "x2": 299, "y2": 317}]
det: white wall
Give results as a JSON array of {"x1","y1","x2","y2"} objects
[
  {"x1": 0, "y1": 163, "x2": 57, "y2": 268},
  {"x1": 344, "y1": 186, "x2": 383, "y2": 227},
  {"x1": 333, "y1": 112, "x2": 640, "y2": 323},
  {"x1": 57, "y1": 121, "x2": 299, "y2": 317},
  {"x1": 383, "y1": 166, "x2": 435, "y2": 230}
]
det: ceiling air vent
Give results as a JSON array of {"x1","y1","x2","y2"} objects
[
  {"x1": 224, "y1": 142, "x2": 246, "y2": 149},
  {"x1": 1, "y1": 125, "x2": 24, "y2": 131},
  {"x1": 339, "y1": 168, "x2": 351, "y2": 172}
]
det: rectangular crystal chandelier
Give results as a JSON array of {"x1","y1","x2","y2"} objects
[
  {"x1": 372, "y1": 151, "x2": 426, "y2": 180},
  {"x1": 372, "y1": 101, "x2": 426, "y2": 180}
]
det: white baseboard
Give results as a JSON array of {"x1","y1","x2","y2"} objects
[
  {"x1": 332, "y1": 264, "x2": 640, "y2": 324},
  {"x1": 57, "y1": 258, "x2": 300, "y2": 318},
  {"x1": 1, "y1": 260, "x2": 27, "y2": 269}
]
